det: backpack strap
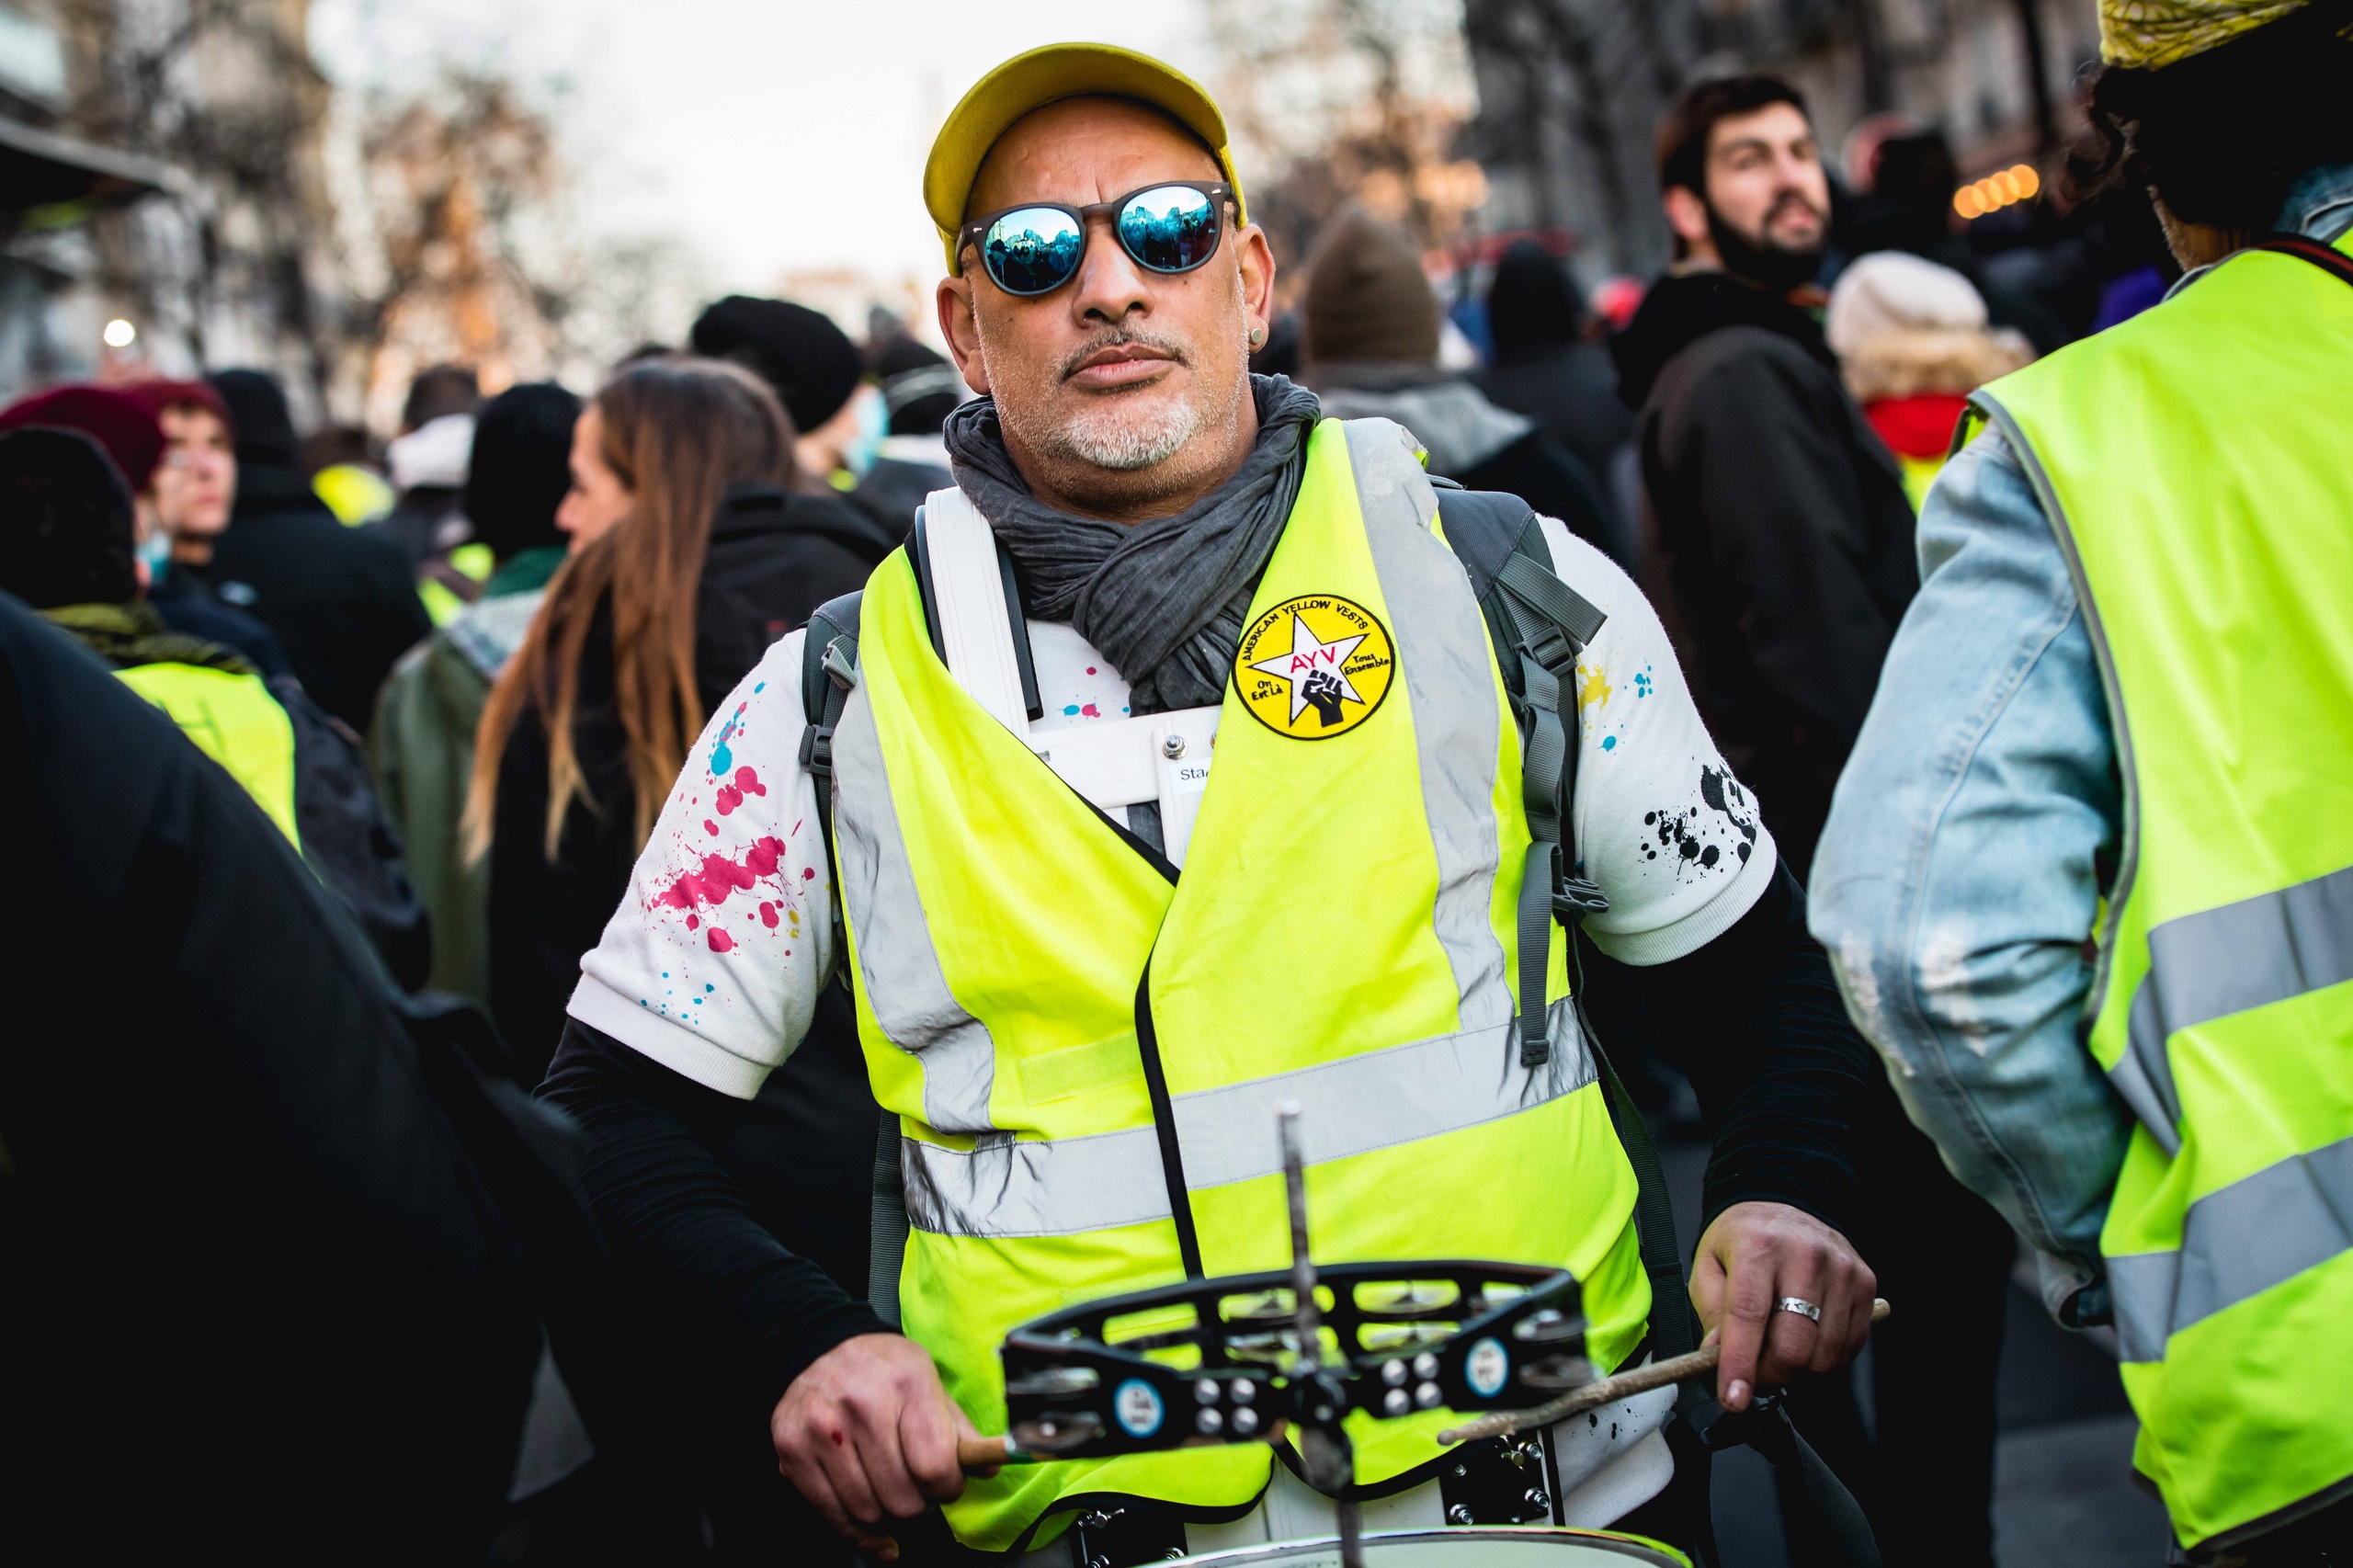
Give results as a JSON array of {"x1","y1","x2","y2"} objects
[
  {"x1": 1438, "y1": 484, "x2": 1701, "y2": 1365},
  {"x1": 1434, "y1": 486, "x2": 1609, "y2": 1067},
  {"x1": 797, "y1": 589, "x2": 865, "y2": 886}
]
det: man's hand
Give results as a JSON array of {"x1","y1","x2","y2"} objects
[
  {"x1": 772, "y1": 1333, "x2": 983, "y2": 1560},
  {"x1": 1689, "y1": 1200, "x2": 1875, "y2": 1413}
]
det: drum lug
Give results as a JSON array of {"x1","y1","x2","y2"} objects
[
  {"x1": 1067, "y1": 1501, "x2": 1186, "y2": 1568},
  {"x1": 1439, "y1": 1435, "x2": 1560, "y2": 1528}
]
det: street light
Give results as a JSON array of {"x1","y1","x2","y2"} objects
[{"x1": 102, "y1": 318, "x2": 137, "y2": 348}]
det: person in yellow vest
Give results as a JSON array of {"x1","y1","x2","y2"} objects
[
  {"x1": 0, "y1": 424, "x2": 431, "y2": 989},
  {"x1": 1809, "y1": 3, "x2": 2353, "y2": 1562},
  {"x1": 541, "y1": 45, "x2": 1885, "y2": 1565}
]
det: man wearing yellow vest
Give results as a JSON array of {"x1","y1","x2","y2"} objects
[
  {"x1": 544, "y1": 45, "x2": 1885, "y2": 1564},
  {"x1": 1810, "y1": 3, "x2": 2353, "y2": 1561}
]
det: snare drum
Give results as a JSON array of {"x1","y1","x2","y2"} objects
[{"x1": 1173, "y1": 1527, "x2": 1689, "y2": 1567}]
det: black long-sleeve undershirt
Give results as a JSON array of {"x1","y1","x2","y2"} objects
[
  {"x1": 541, "y1": 858, "x2": 1875, "y2": 1402},
  {"x1": 539, "y1": 1017, "x2": 888, "y2": 1419},
  {"x1": 1588, "y1": 860, "x2": 1874, "y2": 1244}
]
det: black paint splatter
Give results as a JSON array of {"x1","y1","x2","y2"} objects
[
  {"x1": 1699, "y1": 766, "x2": 1760, "y2": 865},
  {"x1": 1639, "y1": 766, "x2": 1764, "y2": 880}
]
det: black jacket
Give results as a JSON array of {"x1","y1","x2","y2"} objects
[
  {"x1": 847, "y1": 456, "x2": 947, "y2": 546},
  {"x1": 1454, "y1": 429, "x2": 1623, "y2": 572},
  {"x1": 197, "y1": 461, "x2": 432, "y2": 733},
  {"x1": 695, "y1": 484, "x2": 903, "y2": 712},
  {"x1": 371, "y1": 483, "x2": 468, "y2": 570},
  {"x1": 489, "y1": 484, "x2": 897, "y2": 1082},
  {"x1": 1612, "y1": 272, "x2": 1917, "y2": 877},
  {"x1": 1475, "y1": 339, "x2": 1635, "y2": 488},
  {"x1": 0, "y1": 591, "x2": 558, "y2": 1557}
]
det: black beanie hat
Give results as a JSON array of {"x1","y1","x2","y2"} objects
[
  {"x1": 207, "y1": 369, "x2": 300, "y2": 466},
  {"x1": 464, "y1": 382, "x2": 582, "y2": 562},
  {"x1": 688, "y1": 296, "x2": 862, "y2": 435},
  {"x1": 0, "y1": 426, "x2": 139, "y2": 609},
  {"x1": 1486, "y1": 240, "x2": 1581, "y2": 353}
]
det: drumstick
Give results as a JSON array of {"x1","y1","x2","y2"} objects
[
  {"x1": 1436, "y1": 1297, "x2": 1890, "y2": 1448},
  {"x1": 960, "y1": 1435, "x2": 1015, "y2": 1471}
]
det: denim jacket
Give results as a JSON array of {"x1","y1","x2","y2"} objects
[{"x1": 1807, "y1": 164, "x2": 2353, "y2": 1326}]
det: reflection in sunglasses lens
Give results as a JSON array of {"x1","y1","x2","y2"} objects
[
  {"x1": 984, "y1": 208, "x2": 1085, "y2": 295},
  {"x1": 1120, "y1": 186, "x2": 1219, "y2": 273}
]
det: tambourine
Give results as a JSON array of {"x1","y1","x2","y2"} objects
[{"x1": 990, "y1": 1258, "x2": 1589, "y2": 1462}]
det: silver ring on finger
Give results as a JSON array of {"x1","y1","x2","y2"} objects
[{"x1": 1774, "y1": 1296, "x2": 1823, "y2": 1323}]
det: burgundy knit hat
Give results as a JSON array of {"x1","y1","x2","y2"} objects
[
  {"x1": 0, "y1": 385, "x2": 166, "y2": 492},
  {"x1": 119, "y1": 378, "x2": 236, "y2": 441}
]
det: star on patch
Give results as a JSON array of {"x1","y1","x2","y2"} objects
[{"x1": 1249, "y1": 615, "x2": 1369, "y2": 724}]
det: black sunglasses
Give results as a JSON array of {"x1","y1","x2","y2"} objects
[{"x1": 960, "y1": 181, "x2": 1234, "y2": 298}]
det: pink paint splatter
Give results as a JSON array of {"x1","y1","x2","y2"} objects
[
  {"x1": 1086, "y1": 665, "x2": 1097, "y2": 676},
  {"x1": 1081, "y1": 702, "x2": 1101, "y2": 718},
  {"x1": 654, "y1": 836, "x2": 790, "y2": 926},
  {"x1": 714, "y1": 764, "x2": 768, "y2": 816},
  {"x1": 708, "y1": 926, "x2": 735, "y2": 952},
  {"x1": 704, "y1": 819, "x2": 719, "y2": 835},
  {"x1": 759, "y1": 902, "x2": 779, "y2": 929},
  {"x1": 801, "y1": 866, "x2": 816, "y2": 881},
  {"x1": 686, "y1": 915, "x2": 699, "y2": 930},
  {"x1": 746, "y1": 835, "x2": 787, "y2": 878}
]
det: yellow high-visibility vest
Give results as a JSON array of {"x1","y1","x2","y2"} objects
[
  {"x1": 115, "y1": 661, "x2": 301, "y2": 846},
  {"x1": 1972, "y1": 230, "x2": 2353, "y2": 1553},
  {"x1": 834, "y1": 418, "x2": 1648, "y2": 1551}
]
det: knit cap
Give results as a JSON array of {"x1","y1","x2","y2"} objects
[
  {"x1": 0, "y1": 426, "x2": 139, "y2": 608},
  {"x1": 0, "y1": 385, "x2": 165, "y2": 491},
  {"x1": 1302, "y1": 208, "x2": 1439, "y2": 368},
  {"x1": 1824, "y1": 251, "x2": 1988, "y2": 358},
  {"x1": 689, "y1": 297, "x2": 862, "y2": 435}
]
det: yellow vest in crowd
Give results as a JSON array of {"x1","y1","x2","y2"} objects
[
  {"x1": 1972, "y1": 230, "x2": 2353, "y2": 1554},
  {"x1": 114, "y1": 661, "x2": 301, "y2": 846}
]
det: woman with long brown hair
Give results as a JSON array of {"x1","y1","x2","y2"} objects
[{"x1": 469, "y1": 356, "x2": 886, "y2": 1080}]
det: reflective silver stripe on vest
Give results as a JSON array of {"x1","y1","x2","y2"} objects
[
  {"x1": 832, "y1": 685, "x2": 1000, "y2": 1135},
  {"x1": 1347, "y1": 418, "x2": 1515, "y2": 1033},
  {"x1": 903, "y1": 1000, "x2": 1594, "y2": 1238},
  {"x1": 2114, "y1": 861, "x2": 2353, "y2": 1157},
  {"x1": 2107, "y1": 1131, "x2": 2353, "y2": 1364}
]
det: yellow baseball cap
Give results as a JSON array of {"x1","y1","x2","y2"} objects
[{"x1": 924, "y1": 41, "x2": 1246, "y2": 276}]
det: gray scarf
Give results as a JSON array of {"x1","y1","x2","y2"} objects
[{"x1": 943, "y1": 374, "x2": 1322, "y2": 714}]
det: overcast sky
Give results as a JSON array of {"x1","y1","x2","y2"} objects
[{"x1": 311, "y1": 0, "x2": 1217, "y2": 295}]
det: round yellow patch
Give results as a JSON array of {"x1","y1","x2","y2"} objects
[{"x1": 1233, "y1": 593, "x2": 1396, "y2": 739}]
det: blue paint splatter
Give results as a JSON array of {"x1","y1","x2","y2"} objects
[
  {"x1": 1063, "y1": 703, "x2": 1080, "y2": 716},
  {"x1": 1633, "y1": 668, "x2": 1654, "y2": 699},
  {"x1": 754, "y1": 681, "x2": 766, "y2": 693},
  {"x1": 1601, "y1": 735, "x2": 1617, "y2": 751},
  {"x1": 709, "y1": 702, "x2": 748, "y2": 774}
]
